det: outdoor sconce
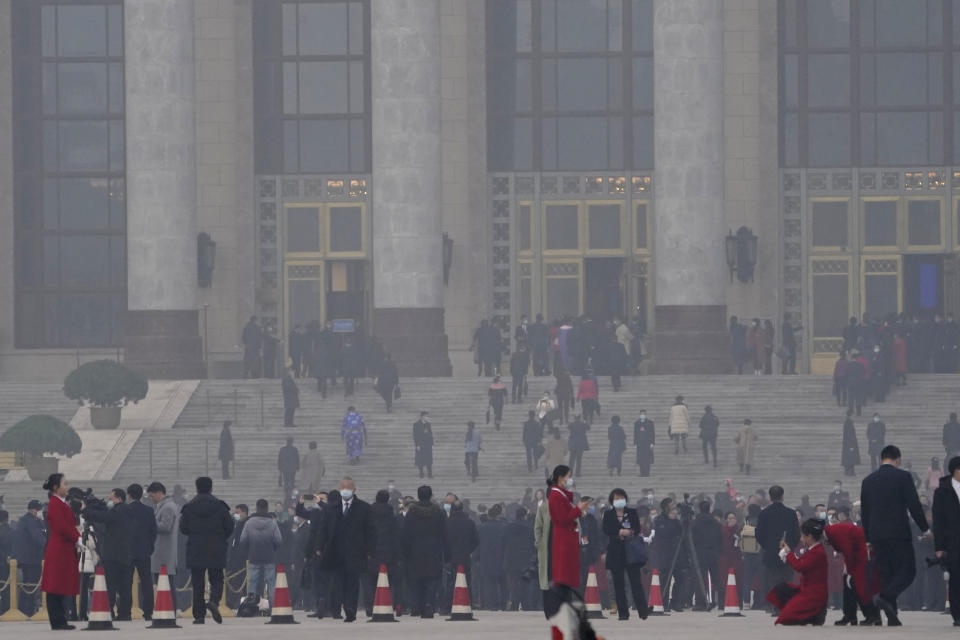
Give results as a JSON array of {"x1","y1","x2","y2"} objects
[
  {"x1": 197, "y1": 232, "x2": 216, "y2": 288},
  {"x1": 442, "y1": 232, "x2": 454, "y2": 286},
  {"x1": 725, "y1": 226, "x2": 758, "y2": 283}
]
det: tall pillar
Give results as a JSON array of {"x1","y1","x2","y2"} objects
[
  {"x1": 652, "y1": 0, "x2": 729, "y2": 373},
  {"x1": 371, "y1": 0, "x2": 451, "y2": 375},
  {"x1": 123, "y1": 0, "x2": 204, "y2": 379}
]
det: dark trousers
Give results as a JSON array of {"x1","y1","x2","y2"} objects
[
  {"x1": 19, "y1": 564, "x2": 42, "y2": 616},
  {"x1": 491, "y1": 401, "x2": 504, "y2": 426},
  {"x1": 410, "y1": 577, "x2": 438, "y2": 616},
  {"x1": 869, "y1": 453, "x2": 879, "y2": 471},
  {"x1": 130, "y1": 557, "x2": 154, "y2": 617},
  {"x1": 872, "y1": 539, "x2": 915, "y2": 609},
  {"x1": 696, "y1": 561, "x2": 720, "y2": 609},
  {"x1": 243, "y1": 349, "x2": 260, "y2": 378},
  {"x1": 291, "y1": 354, "x2": 303, "y2": 376},
  {"x1": 191, "y1": 567, "x2": 223, "y2": 621},
  {"x1": 221, "y1": 459, "x2": 230, "y2": 479},
  {"x1": 557, "y1": 397, "x2": 571, "y2": 424},
  {"x1": 317, "y1": 377, "x2": 328, "y2": 398},
  {"x1": 949, "y1": 562, "x2": 960, "y2": 623},
  {"x1": 511, "y1": 376, "x2": 526, "y2": 402},
  {"x1": 282, "y1": 471, "x2": 297, "y2": 496},
  {"x1": 333, "y1": 569, "x2": 361, "y2": 619},
  {"x1": 568, "y1": 450, "x2": 584, "y2": 476},
  {"x1": 504, "y1": 570, "x2": 529, "y2": 611},
  {"x1": 842, "y1": 576, "x2": 878, "y2": 620},
  {"x1": 533, "y1": 348, "x2": 549, "y2": 375},
  {"x1": 525, "y1": 445, "x2": 541, "y2": 472},
  {"x1": 47, "y1": 593, "x2": 70, "y2": 629},
  {"x1": 465, "y1": 452, "x2": 479, "y2": 481},
  {"x1": 611, "y1": 373, "x2": 621, "y2": 391},
  {"x1": 702, "y1": 438, "x2": 717, "y2": 466},
  {"x1": 781, "y1": 345, "x2": 796, "y2": 374},
  {"x1": 637, "y1": 453, "x2": 652, "y2": 477},
  {"x1": 482, "y1": 569, "x2": 505, "y2": 610},
  {"x1": 103, "y1": 559, "x2": 133, "y2": 618},
  {"x1": 610, "y1": 564, "x2": 647, "y2": 618},
  {"x1": 763, "y1": 561, "x2": 795, "y2": 609},
  {"x1": 284, "y1": 406, "x2": 296, "y2": 426}
]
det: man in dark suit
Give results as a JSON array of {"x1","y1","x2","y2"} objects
[
  {"x1": 281, "y1": 366, "x2": 300, "y2": 427},
  {"x1": 317, "y1": 477, "x2": 373, "y2": 622},
  {"x1": 755, "y1": 485, "x2": 800, "y2": 606},
  {"x1": 83, "y1": 488, "x2": 135, "y2": 620},
  {"x1": 178, "y1": 476, "x2": 235, "y2": 624},
  {"x1": 860, "y1": 445, "x2": 929, "y2": 626},
  {"x1": 126, "y1": 484, "x2": 158, "y2": 621},
  {"x1": 932, "y1": 455, "x2": 960, "y2": 627}
]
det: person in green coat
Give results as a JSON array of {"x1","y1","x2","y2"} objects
[{"x1": 533, "y1": 497, "x2": 551, "y2": 616}]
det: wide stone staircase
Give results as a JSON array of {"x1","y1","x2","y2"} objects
[{"x1": 2, "y1": 374, "x2": 958, "y2": 511}]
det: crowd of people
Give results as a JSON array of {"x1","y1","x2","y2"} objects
[{"x1": 2, "y1": 444, "x2": 958, "y2": 630}]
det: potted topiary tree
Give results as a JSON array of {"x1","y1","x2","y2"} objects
[
  {"x1": 0, "y1": 415, "x2": 83, "y2": 480},
  {"x1": 63, "y1": 360, "x2": 149, "y2": 430}
]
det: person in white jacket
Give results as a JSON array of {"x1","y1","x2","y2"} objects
[{"x1": 668, "y1": 395, "x2": 690, "y2": 455}]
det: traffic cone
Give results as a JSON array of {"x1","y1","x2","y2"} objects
[
  {"x1": 647, "y1": 568, "x2": 669, "y2": 616},
  {"x1": 148, "y1": 566, "x2": 180, "y2": 629},
  {"x1": 720, "y1": 568, "x2": 744, "y2": 617},
  {"x1": 266, "y1": 564, "x2": 298, "y2": 624},
  {"x1": 446, "y1": 565, "x2": 476, "y2": 621},
  {"x1": 584, "y1": 565, "x2": 605, "y2": 619},
  {"x1": 370, "y1": 565, "x2": 398, "y2": 622},
  {"x1": 84, "y1": 566, "x2": 116, "y2": 631}
]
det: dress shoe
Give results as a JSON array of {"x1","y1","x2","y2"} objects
[
  {"x1": 52, "y1": 625, "x2": 76, "y2": 631},
  {"x1": 206, "y1": 601, "x2": 222, "y2": 624},
  {"x1": 952, "y1": 621, "x2": 960, "y2": 626},
  {"x1": 811, "y1": 609, "x2": 826, "y2": 626},
  {"x1": 343, "y1": 616, "x2": 356, "y2": 623},
  {"x1": 862, "y1": 614, "x2": 882, "y2": 626},
  {"x1": 834, "y1": 616, "x2": 857, "y2": 625},
  {"x1": 872, "y1": 595, "x2": 899, "y2": 626},
  {"x1": 193, "y1": 619, "x2": 205, "y2": 625}
]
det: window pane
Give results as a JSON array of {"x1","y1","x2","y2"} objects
[
  {"x1": 588, "y1": 204, "x2": 621, "y2": 250},
  {"x1": 812, "y1": 200, "x2": 848, "y2": 247},
  {"x1": 298, "y1": 3, "x2": 348, "y2": 55},
  {"x1": 860, "y1": 112, "x2": 876, "y2": 164},
  {"x1": 108, "y1": 5, "x2": 123, "y2": 57},
  {"x1": 283, "y1": 62, "x2": 298, "y2": 114},
  {"x1": 349, "y1": 118, "x2": 366, "y2": 171},
  {"x1": 865, "y1": 274, "x2": 898, "y2": 321},
  {"x1": 489, "y1": 116, "x2": 532, "y2": 171},
  {"x1": 870, "y1": 0, "x2": 929, "y2": 46},
  {"x1": 547, "y1": 277, "x2": 580, "y2": 322},
  {"x1": 283, "y1": 3, "x2": 297, "y2": 56},
  {"x1": 549, "y1": 0, "x2": 610, "y2": 53},
  {"x1": 349, "y1": 61, "x2": 365, "y2": 113},
  {"x1": 783, "y1": 54, "x2": 798, "y2": 108},
  {"x1": 42, "y1": 5, "x2": 56, "y2": 57},
  {"x1": 289, "y1": 280, "x2": 323, "y2": 330},
  {"x1": 108, "y1": 63, "x2": 123, "y2": 113},
  {"x1": 110, "y1": 237, "x2": 125, "y2": 287},
  {"x1": 58, "y1": 294, "x2": 116, "y2": 347},
  {"x1": 632, "y1": 57, "x2": 653, "y2": 110},
  {"x1": 329, "y1": 206, "x2": 363, "y2": 252},
  {"x1": 808, "y1": 54, "x2": 849, "y2": 108},
  {"x1": 43, "y1": 64, "x2": 57, "y2": 115},
  {"x1": 807, "y1": 0, "x2": 849, "y2": 48},
  {"x1": 109, "y1": 120, "x2": 124, "y2": 171},
  {"x1": 287, "y1": 207, "x2": 321, "y2": 253},
  {"x1": 876, "y1": 53, "x2": 927, "y2": 107},
  {"x1": 876, "y1": 112, "x2": 927, "y2": 166},
  {"x1": 57, "y1": 5, "x2": 107, "y2": 57},
  {"x1": 557, "y1": 59, "x2": 607, "y2": 111},
  {"x1": 299, "y1": 120, "x2": 350, "y2": 173},
  {"x1": 489, "y1": 58, "x2": 532, "y2": 112},
  {"x1": 863, "y1": 200, "x2": 897, "y2": 246},
  {"x1": 59, "y1": 121, "x2": 109, "y2": 171},
  {"x1": 520, "y1": 276, "x2": 532, "y2": 321},
  {"x1": 487, "y1": 0, "x2": 532, "y2": 53},
  {"x1": 545, "y1": 204, "x2": 579, "y2": 250},
  {"x1": 908, "y1": 200, "x2": 941, "y2": 246},
  {"x1": 808, "y1": 113, "x2": 850, "y2": 167},
  {"x1": 299, "y1": 62, "x2": 349, "y2": 114},
  {"x1": 635, "y1": 203, "x2": 648, "y2": 249},
  {"x1": 349, "y1": 1, "x2": 365, "y2": 55},
  {"x1": 60, "y1": 236, "x2": 110, "y2": 287},
  {"x1": 782, "y1": 112, "x2": 799, "y2": 167},
  {"x1": 813, "y1": 274, "x2": 848, "y2": 337},
  {"x1": 557, "y1": 117, "x2": 607, "y2": 170},
  {"x1": 632, "y1": 115, "x2": 653, "y2": 169},
  {"x1": 44, "y1": 179, "x2": 58, "y2": 230},
  {"x1": 519, "y1": 204, "x2": 532, "y2": 251},
  {"x1": 59, "y1": 178, "x2": 110, "y2": 230},
  {"x1": 632, "y1": 0, "x2": 653, "y2": 51},
  {"x1": 541, "y1": 59, "x2": 557, "y2": 111}
]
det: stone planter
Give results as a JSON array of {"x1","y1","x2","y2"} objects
[
  {"x1": 24, "y1": 454, "x2": 59, "y2": 481},
  {"x1": 90, "y1": 406, "x2": 122, "y2": 430}
]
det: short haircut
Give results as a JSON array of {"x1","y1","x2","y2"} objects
[
  {"x1": 769, "y1": 485, "x2": 785, "y2": 502},
  {"x1": 880, "y1": 445, "x2": 901, "y2": 461},
  {"x1": 949, "y1": 456, "x2": 960, "y2": 475},
  {"x1": 417, "y1": 485, "x2": 433, "y2": 502},
  {"x1": 375, "y1": 489, "x2": 389, "y2": 504},
  {"x1": 608, "y1": 488, "x2": 628, "y2": 503},
  {"x1": 515, "y1": 507, "x2": 528, "y2": 521},
  {"x1": 112, "y1": 488, "x2": 127, "y2": 502},
  {"x1": 146, "y1": 482, "x2": 166, "y2": 495},
  {"x1": 837, "y1": 506, "x2": 851, "y2": 517},
  {"x1": 659, "y1": 497, "x2": 673, "y2": 512},
  {"x1": 255, "y1": 499, "x2": 269, "y2": 513},
  {"x1": 236, "y1": 503, "x2": 249, "y2": 515},
  {"x1": 488, "y1": 503, "x2": 503, "y2": 519},
  {"x1": 699, "y1": 501, "x2": 711, "y2": 514},
  {"x1": 196, "y1": 476, "x2": 213, "y2": 494},
  {"x1": 127, "y1": 484, "x2": 143, "y2": 500}
]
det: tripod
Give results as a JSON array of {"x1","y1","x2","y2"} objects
[{"x1": 661, "y1": 501, "x2": 712, "y2": 611}]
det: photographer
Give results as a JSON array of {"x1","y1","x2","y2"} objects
[
  {"x1": 82, "y1": 488, "x2": 134, "y2": 620},
  {"x1": 932, "y1": 456, "x2": 960, "y2": 627}
]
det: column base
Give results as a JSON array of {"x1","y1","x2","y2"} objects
[
  {"x1": 651, "y1": 305, "x2": 730, "y2": 375},
  {"x1": 373, "y1": 308, "x2": 452, "y2": 377},
  {"x1": 124, "y1": 310, "x2": 206, "y2": 379}
]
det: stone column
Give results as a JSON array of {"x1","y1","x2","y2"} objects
[
  {"x1": 371, "y1": 0, "x2": 451, "y2": 375},
  {"x1": 652, "y1": 0, "x2": 729, "y2": 373},
  {"x1": 123, "y1": 0, "x2": 204, "y2": 378}
]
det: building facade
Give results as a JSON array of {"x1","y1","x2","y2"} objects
[{"x1": 0, "y1": 0, "x2": 957, "y2": 378}]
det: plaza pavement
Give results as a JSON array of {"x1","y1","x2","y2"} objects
[{"x1": 0, "y1": 610, "x2": 951, "y2": 639}]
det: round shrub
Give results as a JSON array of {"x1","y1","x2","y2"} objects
[{"x1": 63, "y1": 360, "x2": 149, "y2": 408}]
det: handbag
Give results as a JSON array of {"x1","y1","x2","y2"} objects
[
  {"x1": 394, "y1": 386, "x2": 401, "y2": 400},
  {"x1": 626, "y1": 537, "x2": 647, "y2": 566}
]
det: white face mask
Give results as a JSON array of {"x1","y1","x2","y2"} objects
[
  {"x1": 232, "y1": 513, "x2": 241, "y2": 521},
  {"x1": 340, "y1": 489, "x2": 354, "y2": 501},
  {"x1": 443, "y1": 503, "x2": 452, "y2": 513},
  {"x1": 613, "y1": 499, "x2": 627, "y2": 510},
  {"x1": 873, "y1": 417, "x2": 880, "y2": 423},
  {"x1": 388, "y1": 485, "x2": 395, "y2": 492},
  {"x1": 565, "y1": 477, "x2": 575, "y2": 489}
]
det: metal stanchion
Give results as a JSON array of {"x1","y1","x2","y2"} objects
[{"x1": 0, "y1": 559, "x2": 28, "y2": 621}]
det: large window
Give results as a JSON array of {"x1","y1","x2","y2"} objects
[
  {"x1": 13, "y1": 0, "x2": 126, "y2": 348},
  {"x1": 780, "y1": 0, "x2": 960, "y2": 167},
  {"x1": 254, "y1": 0, "x2": 371, "y2": 173},
  {"x1": 486, "y1": 0, "x2": 653, "y2": 171}
]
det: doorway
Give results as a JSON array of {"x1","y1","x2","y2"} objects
[
  {"x1": 904, "y1": 254, "x2": 943, "y2": 317},
  {"x1": 325, "y1": 260, "x2": 366, "y2": 323},
  {"x1": 584, "y1": 258, "x2": 624, "y2": 324}
]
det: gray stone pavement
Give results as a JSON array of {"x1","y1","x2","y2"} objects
[{"x1": 0, "y1": 611, "x2": 952, "y2": 640}]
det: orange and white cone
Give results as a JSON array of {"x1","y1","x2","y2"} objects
[
  {"x1": 647, "y1": 568, "x2": 668, "y2": 616},
  {"x1": 720, "y1": 568, "x2": 744, "y2": 617},
  {"x1": 446, "y1": 565, "x2": 476, "y2": 621},
  {"x1": 84, "y1": 566, "x2": 116, "y2": 631},
  {"x1": 147, "y1": 566, "x2": 180, "y2": 629},
  {"x1": 584, "y1": 565, "x2": 605, "y2": 619},
  {"x1": 266, "y1": 564, "x2": 298, "y2": 624},
  {"x1": 370, "y1": 565, "x2": 398, "y2": 622}
]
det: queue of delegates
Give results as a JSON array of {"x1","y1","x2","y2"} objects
[{"x1": 7, "y1": 452, "x2": 960, "y2": 629}]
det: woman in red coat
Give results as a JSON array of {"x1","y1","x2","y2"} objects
[
  {"x1": 40, "y1": 473, "x2": 81, "y2": 630},
  {"x1": 767, "y1": 518, "x2": 829, "y2": 625},
  {"x1": 825, "y1": 520, "x2": 881, "y2": 625},
  {"x1": 548, "y1": 464, "x2": 587, "y2": 590},
  {"x1": 717, "y1": 512, "x2": 744, "y2": 604}
]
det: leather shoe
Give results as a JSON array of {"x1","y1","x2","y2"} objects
[
  {"x1": 206, "y1": 601, "x2": 222, "y2": 624},
  {"x1": 52, "y1": 625, "x2": 76, "y2": 630},
  {"x1": 873, "y1": 595, "x2": 899, "y2": 625},
  {"x1": 862, "y1": 614, "x2": 882, "y2": 626},
  {"x1": 834, "y1": 616, "x2": 857, "y2": 625},
  {"x1": 343, "y1": 616, "x2": 356, "y2": 623}
]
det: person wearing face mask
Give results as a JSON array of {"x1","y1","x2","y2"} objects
[
  {"x1": 869, "y1": 344, "x2": 888, "y2": 403},
  {"x1": 633, "y1": 410, "x2": 656, "y2": 477},
  {"x1": 82, "y1": 487, "x2": 135, "y2": 620},
  {"x1": 413, "y1": 411, "x2": 434, "y2": 479},
  {"x1": 602, "y1": 489, "x2": 650, "y2": 621},
  {"x1": 766, "y1": 518, "x2": 829, "y2": 625},
  {"x1": 827, "y1": 481, "x2": 850, "y2": 510},
  {"x1": 13, "y1": 499, "x2": 47, "y2": 617},
  {"x1": 178, "y1": 477, "x2": 234, "y2": 624},
  {"x1": 315, "y1": 477, "x2": 373, "y2": 622},
  {"x1": 547, "y1": 465, "x2": 590, "y2": 595},
  {"x1": 577, "y1": 497, "x2": 602, "y2": 593},
  {"x1": 866, "y1": 413, "x2": 886, "y2": 472}
]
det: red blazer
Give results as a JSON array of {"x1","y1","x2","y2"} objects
[
  {"x1": 41, "y1": 496, "x2": 80, "y2": 596},
  {"x1": 768, "y1": 543, "x2": 828, "y2": 625},
  {"x1": 549, "y1": 485, "x2": 581, "y2": 588},
  {"x1": 826, "y1": 522, "x2": 877, "y2": 605},
  {"x1": 576, "y1": 379, "x2": 598, "y2": 402}
]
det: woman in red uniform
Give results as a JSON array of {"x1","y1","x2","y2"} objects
[
  {"x1": 40, "y1": 473, "x2": 81, "y2": 630},
  {"x1": 547, "y1": 465, "x2": 588, "y2": 590},
  {"x1": 767, "y1": 518, "x2": 829, "y2": 625},
  {"x1": 825, "y1": 517, "x2": 881, "y2": 625}
]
